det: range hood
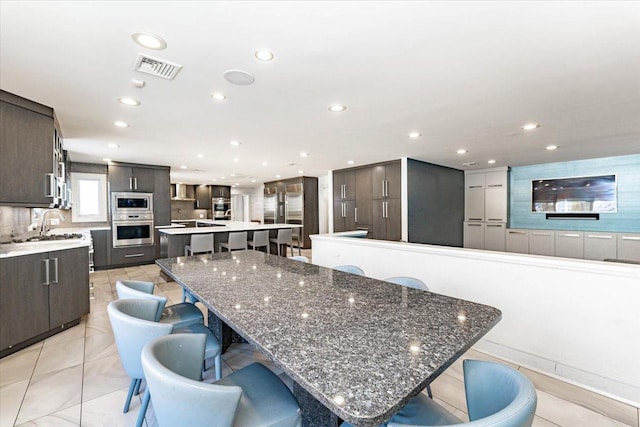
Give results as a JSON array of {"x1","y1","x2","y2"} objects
[{"x1": 171, "y1": 183, "x2": 195, "y2": 201}]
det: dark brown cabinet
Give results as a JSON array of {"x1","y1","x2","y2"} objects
[
  {"x1": 108, "y1": 165, "x2": 155, "y2": 193},
  {"x1": 373, "y1": 198, "x2": 402, "y2": 241},
  {"x1": 90, "y1": 229, "x2": 111, "y2": 269},
  {"x1": 153, "y1": 168, "x2": 171, "y2": 226},
  {"x1": 211, "y1": 185, "x2": 231, "y2": 199},
  {"x1": 333, "y1": 170, "x2": 356, "y2": 200},
  {"x1": 194, "y1": 185, "x2": 212, "y2": 209},
  {"x1": 0, "y1": 246, "x2": 90, "y2": 356},
  {"x1": 354, "y1": 168, "x2": 373, "y2": 230},
  {"x1": 334, "y1": 200, "x2": 356, "y2": 232},
  {"x1": 0, "y1": 90, "x2": 69, "y2": 208},
  {"x1": 372, "y1": 162, "x2": 401, "y2": 199}
]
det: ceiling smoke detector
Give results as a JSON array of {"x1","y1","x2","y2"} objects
[
  {"x1": 223, "y1": 69, "x2": 255, "y2": 86},
  {"x1": 134, "y1": 54, "x2": 183, "y2": 80}
]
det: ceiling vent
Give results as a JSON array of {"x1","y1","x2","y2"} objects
[{"x1": 133, "y1": 53, "x2": 182, "y2": 80}]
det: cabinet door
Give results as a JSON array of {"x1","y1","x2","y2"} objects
[
  {"x1": 0, "y1": 101, "x2": 55, "y2": 206},
  {"x1": 617, "y1": 233, "x2": 640, "y2": 262},
  {"x1": 584, "y1": 233, "x2": 617, "y2": 261},
  {"x1": 131, "y1": 167, "x2": 155, "y2": 192},
  {"x1": 371, "y1": 165, "x2": 386, "y2": 199},
  {"x1": 529, "y1": 231, "x2": 554, "y2": 256},
  {"x1": 464, "y1": 189, "x2": 485, "y2": 221},
  {"x1": 506, "y1": 229, "x2": 529, "y2": 254},
  {"x1": 485, "y1": 188, "x2": 507, "y2": 222},
  {"x1": 355, "y1": 167, "x2": 372, "y2": 226},
  {"x1": 49, "y1": 247, "x2": 89, "y2": 327},
  {"x1": 465, "y1": 173, "x2": 485, "y2": 189},
  {"x1": 333, "y1": 200, "x2": 345, "y2": 232},
  {"x1": 485, "y1": 171, "x2": 507, "y2": 188},
  {"x1": 108, "y1": 165, "x2": 133, "y2": 192},
  {"x1": 333, "y1": 171, "x2": 345, "y2": 201},
  {"x1": 372, "y1": 200, "x2": 386, "y2": 240},
  {"x1": 154, "y1": 169, "x2": 171, "y2": 226},
  {"x1": 464, "y1": 222, "x2": 485, "y2": 249},
  {"x1": 555, "y1": 232, "x2": 584, "y2": 259},
  {"x1": 385, "y1": 199, "x2": 402, "y2": 241},
  {"x1": 385, "y1": 162, "x2": 402, "y2": 199},
  {"x1": 111, "y1": 245, "x2": 155, "y2": 266},
  {"x1": 220, "y1": 186, "x2": 231, "y2": 199},
  {"x1": 0, "y1": 253, "x2": 50, "y2": 350},
  {"x1": 195, "y1": 185, "x2": 212, "y2": 209},
  {"x1": 91, "y1": 230, "x2": 111, "y2": 268},
  {"x1": 484, "y1": 223, "x2": 506, "y2": 252}
]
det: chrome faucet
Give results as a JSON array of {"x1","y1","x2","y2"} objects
[
  {"x1": 225, "y1": 209, "x2": 231, "y2": 217},
  {"x1": 40, "y1": 209, "x2": 65, "y2": 235}
]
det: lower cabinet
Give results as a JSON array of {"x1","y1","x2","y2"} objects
[
  {"x1": 90, "y1": 229, "x2": 111, "y2": 269},
  {"x1": 617, "y1": 234, "x2": 640, "y2": 262},
  {"x1": 111, "y1": 245, "x2": 155, "y2": 266},
  {"x1": 0, "y1": 246, "x2": 90, "y2": 355},
  {"x1": 505, "y1": 229, "x2": 529, "y2": 254},
  {"x1": 528, "y1": 231, "x2": 555, "y2": 256},
  {"x1": 584, "y1": 233, "x2": 617, "y2": 261},
  {"x1": 372, "y1": 199, "x2": 401, "y2": 241},
  {"x1": 463, "y1": 222, "x2": 484, "y2": 249},
  {"x1": 554, "y1": 232, "x2": 584, "y2": 259},
  {"x1": 484, "y1": 223, "x2": 506, "y2": 252}
]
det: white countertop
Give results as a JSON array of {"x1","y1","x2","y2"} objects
[
  {"x1": 160, "y1": 221, "x2": 302, "y2": 235},
  {"x1": 0, "y1": 237, "x2": 91, "y2": 258}
]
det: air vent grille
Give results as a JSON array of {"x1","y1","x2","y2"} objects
[{"x1": 133, "y1": 54, "x2": 182, "y2": 80}]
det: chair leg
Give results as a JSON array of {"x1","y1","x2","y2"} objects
[
  {"x1": 136, "y1": 388, "x2": 151, "y2": 427},
  {"x1": 426, "y1": 384, "x2": 433, "y2": 398},
  {"x1": 215, "y1": 354, "x2": 222, "y2": 380},
  {"x1": 133, "y1": 378, "x2": 141, "y2": 396},
  {"x1": 297, "y1": 241, "x2": 301, "y2": 256},
  {"x1": 123, "y1": 378, "x2": 137, "y2": 413}
]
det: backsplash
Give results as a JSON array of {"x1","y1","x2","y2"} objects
[
  {"x1": 170, "y1": 200, "x2": 210, "y2": 220},
  {"x1": 0, "y1": 206, "x2": 32, "y2": 242}
]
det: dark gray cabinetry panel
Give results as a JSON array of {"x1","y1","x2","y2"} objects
[
  {"x1": 111, "y1": 245, "x2": 155, "y2": 266},
  {"x1": 407, "y1": 159, "x2": 464, "y2": 247},
  {"x1": 355, "y1": 168, "x2": 372, "y2": 228},
  {"x1": 108, "y1": 165, "x2": 155, "y2": 192},
  {"x1": 194, "y1": 185, "x2": 212, "y2": 209},
  {"x1": 333, "y1": 170, "x2": 356, "y2": 200},
  {"x1": 153, "y1": 168, "x2": 171, "y2": 226},
  {"x1": 0, "y1": 253, "x2": 50, "y2": 350},
  {"x1": 334, "y1": 200, "x2": 356, "y2": 233},
  {"x1": 90, "y1": 229, "x2": 111, "y2": 268},
  {"x1": 372, "y1": 198, "x2": 401, "y2": 241},
  {"x1": 48, "y1": 247, "x2": 90, "y2": 327},
  {"x1": 371, "y1": 162, "x2": 401, "y2": 199},
  {"x1": 211, "y1": 185, "x2": 231, "y2": 199}
]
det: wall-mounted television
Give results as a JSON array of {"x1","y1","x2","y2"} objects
[{"x1": 532, "y1": 174, "x2": 617, "y2": 213}]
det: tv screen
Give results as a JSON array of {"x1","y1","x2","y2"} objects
[{"x1": 532, "y1": 175, "x2": 617, "y2": 213}]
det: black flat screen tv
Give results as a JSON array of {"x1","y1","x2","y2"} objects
[{"x1": 532, "y1": 174, "x2": 617, "y2": 213}]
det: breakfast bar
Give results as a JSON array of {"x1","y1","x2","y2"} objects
[{"x1": 156, "y1": 250, "x2": 502, "y2": 426}]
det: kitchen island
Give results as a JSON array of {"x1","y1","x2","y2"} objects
[{"x1": 159, "y1": 221, "x2": 302, "y2": 258}]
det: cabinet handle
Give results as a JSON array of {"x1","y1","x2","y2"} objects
[
  {"x1": 509, "y1": 231, "x2": 526, "y2": 235},
  {"x1": 343, "y1": 203, "x2": 346, "y2": 218},
  {"x1": 355, "y1": 207, "x2": 358, "y2": 223},
  {"x1": 467, "y1": 223, "x2": 482, "y2": 227},
  {"x1": 587, "y1": 235, "x2": 613, "y2": 239},
  {"x1": 43, "y1": 259, "x2": 50, "y2": 285},
  {"x1": 468, "y1": 185, "x2": 483, "y2": 189},
  {"x1": 196, "y1": 200, "x2": 200, "y2": 208},
  {"x1": 129, "y1": 177, "x2": 133, "y2": 190},
  {"x1": 621, "y1": 236, "x2": 640, "y2": 241},
  {"x1": 133, "y1": 177, "x2": 138, "y2": 190},
  {"x1": 45, "y1": 173, "x2": 56, "y2": 197},
  {"x1": 532, "y1": 233, "x2": 551, "y2": 236},
  {"x1": 558, "y1": 233, "x2": 581, "y2": 238},
  {"x1": 52, "y1": 258, "x2": 59, "y2": 284},
  {"x1": 468, "y1": 218, "x2": 483, "y2": 221},
  {"x1": 487, "y1": 184, "x2": 503, "y2": 188},
  {"x1": 59, "y1": 162, "x2": 66, "y2": 180},
  {"x1": 487, "y1": 224, "x2": 503, "y2": 228},
  {"x1": 487, "y1": 218, "x2": 504, "y2": 221},
  {"x1": 384, "y1": 180, "x2": 389, "y2": 197},
  {"x1": 124, "y1": 253, "x2": 145, "y2": 258}
]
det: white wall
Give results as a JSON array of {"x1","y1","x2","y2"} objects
[
  {"x1": 318, "y1": 173, "x2": 330, "y2": 234},
  {"x1": 311, "y1": 234, "x2": 640, "y2": 405}
]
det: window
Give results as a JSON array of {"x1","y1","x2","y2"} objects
[{"x1": 71, "y1": 173, "x2": 107, "y2": 222}]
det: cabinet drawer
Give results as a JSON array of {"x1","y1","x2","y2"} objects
[{"x1": 111, "y1": 245, "x2": 155, "y2": 266}]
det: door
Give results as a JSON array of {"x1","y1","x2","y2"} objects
[
  {"x1": 372, "y1": 200, "x2": 386, "y2": 239},
  {"x1": 355, "y1": 167, "x2": 372, "y2": 226},
  {"x1": 506, "y1": 229, "x2": 529, "y2": 254},
  {"x1": 108, "y1": 165, "x2": 133, "y2": 192},
  {"x1": 371, "y1": 165, "x2": 386, "y2": 199},
  {"x1": 464, "y1": 222, "x2": 485, "y2": 249},
  {"x1": 484, "y1": 223, "x2": 506, "y2": 252},
  {"x1": 333, "y1": 170, "x2": 355, "y2": 200},
  {"x1": 529, "y1": 231, "x2": 554, "y2": 256},
  {"x1": 195, "y1": 185, "x2": 211, "y2": 209},
  {"x1": 485, "y1": 188, "x2": 507, "y2": 222},
  {"x1": 555, "y1": 232, "x2": 584, "y2": 259},
  {"x1": 49, "y1": 247, "x2": 90, "y2": 327},
  {"x1": 131, "y1": 167, "x2": 155, "y2": 192},
  {"x1": 464, "y1": 189, "x2": 485, "y2": 221},
  {"x1": 584, "y1": 233, "x2": 616, "y2": 261},
  {"x1": 617, "y1": 234, "x2": 640, "y2": 262},
  {"x1": 385, "y1": 198, "x2": 401, "y2": 241},
  {"x1": 384, "y1": 162, "x2": 401, "y2": 199},
  {"x1": 0, "y1": 253, "x2": 50, "y2": 350}
]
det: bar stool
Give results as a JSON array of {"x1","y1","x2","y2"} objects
[
  {"x1": 270, "y1": 228, "x2": 293, "y2": 257},
  {"x1": 248, "y1": 230, "x2": 270, "y2": 254},
  {"x1": 385, "y1": 276, "x2": 429, "y2": 291},
  {"x1": 289, "y1": 256, "x2": 309, "y2": 263},
  {"x1": 291, "y1": 227, "x2": 302, "y2": 256},
  {"x1": 334, "y1": 265, "x2": 365, "y2": 275},
  {"x1": 218, "y1": 231, "x2": 248, "y2": 252},
  {"x1": 185, "y1": 233, "x2": 214, "y2": 256}
]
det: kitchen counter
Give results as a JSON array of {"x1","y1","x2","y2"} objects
[
  {"x1": 160, "y1": 221, "x2": 302, "y2": 235},
  {"x1": 0, "y1": 235, "x2": 91, "y2": 258}
]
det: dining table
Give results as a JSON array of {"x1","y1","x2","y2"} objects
[{"x1": 156, "y1": 250, "x2": 502, "y2": 427}]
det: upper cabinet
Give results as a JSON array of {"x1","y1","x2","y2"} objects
[
  {"x1": 0, "y1": 90, "x2": 70, "y2": 208},
  {"x1": 333, "y1": 169, "x2": 356, "y2": 200},
  {"x1": 108, "y1": 165, "x2": 155, "y2": 192},
  {"x1": 194, "y1": 185, "x2": 212, "y2": 209},
  {"x1": 464, "y1": 168, "x2": 509, "y2": 223},
  {"x1": 372, "y1": 162, "x2": 401, "y2": 199},
  {"x1": 211, "y1": 185, "x2": 231, "y2": 199}
]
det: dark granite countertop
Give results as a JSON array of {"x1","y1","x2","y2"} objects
[{"x1": 157, "y1": 250, "x2": 501, "y2": 426}]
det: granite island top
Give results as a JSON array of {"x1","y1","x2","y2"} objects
[
  {"x1": 157, "y1": 250, "x2": 502, "y2": 426},
  {"x1": 159, "y1": 220, "x2": 302, "y2": 235}
]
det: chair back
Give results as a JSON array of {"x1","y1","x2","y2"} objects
[
  {"x1": 190, "y1": 234, "x2": 214, "y2": 253},
  {"x1": 276, "y1": 228, "x2": 293, "y2": 244},
  {"x1": 142, "y1": 334, "x2": 243, "y2": 426},
  {"x1": 385, "y1": 276, "x2": 429, "y2": 291},
  {"x1": 334, "y1": 265, "x2": 365, "y2": 276},
  {"x1": 227, "y1": 231, "x2": 248, "y2": 250},
  {"x1": 107, "y1": 299, "x2": 173, "y2": 379},
  {"x1": 463, "y1": 359, "x2": 537, "y2": 427},
  {"x1": 289, "y1": 256, "x2": 309, "y2": 263},
  {"x1": 251, "y1": 230, "x2": 269, "y2": 247},
  {"x1": 116, "y1": 280, "x2": 167, "y2": 322}
]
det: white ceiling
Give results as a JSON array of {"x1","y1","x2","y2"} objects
[{"x1": 1, "y1": 1, "x2": 639, "y2": 187}]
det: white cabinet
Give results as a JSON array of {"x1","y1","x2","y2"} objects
[
  {"x1": 555, "y1": 232, "x2": 584, "y2": 259},
  {"x1": 617, "y1": 233, "x2": 640, "y2": 262},
  {"x1": 466, "y1": 173, "x2": 485, "y2": 189},
  {"x1": 464, "y1": 222, "x2": 485, "y2": 249},
  {"x1": 506, "y1": 229, "x2": 529, "y2": 254},
  {"x1": 464, "y1": 189, "x2": 485, "y2": 221},
  {"x1": 485, "y1": 171, "x2": 508, "y2": 188},
  {"x1": 485, "y1": 188, "x2": 508, "y2": 222},
  {"x1": 529, "y1": 231, "x2": 555, "y2": 256},
  {"x1": 485, "y1": 223, "x2": 506, "y2": 252},
  {"x1": 584, "y1": 233, "x2": 617, "y2": 261}
]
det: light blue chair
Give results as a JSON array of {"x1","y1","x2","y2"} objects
[
  {"x1": 116, "y1": 280, "x2": 203, "y2": 329},
  {"x1": 385, "y1": 276, "x2": 429, "y2": 291},
  {"x1": 141, "y1": 334, "x2": 302, "y2": 427},
  {"x1": 334, "y1": 264, "x2": 365, "y2": 275},
  {"x1": 289, "y1": 255, "x2": 309, "y2": 263},
  {"x1": 342, "y1": 359, "x2": 537, "y2": 427}
]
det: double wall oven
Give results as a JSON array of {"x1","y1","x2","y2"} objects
[{"x1": 111, "y1": 192, "x2": 154, "y2": 247}]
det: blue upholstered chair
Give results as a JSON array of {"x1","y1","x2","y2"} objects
[
  {"x1": 334, "y1": 264, "x2": 365, "y2": 275},
  {"x1": 342, "y1": 359, "x2": 537, "y2": 427},
  {"x1": 289, "y1": 255, "x2": 309, "y2": 263},
  {"x1": 116, "y1": 280, "x2": 203, "y2": 329},
  {"x1": 141, "y1": 334, "x2": 302, "y2": 427},
  {"x1": 385, "y1": 276, "x2": 429, "y2": 291}
]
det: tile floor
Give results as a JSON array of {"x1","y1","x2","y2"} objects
[{"x1": 1, "y1": 258, "x2": 638, "y2": 427}]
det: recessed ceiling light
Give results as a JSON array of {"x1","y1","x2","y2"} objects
[
  {"x1": 220, "y1": 176, "x2": 226, "y2": 179},
  {"x1": 300, "y1": 152, "x2": 308, "y2": 158},
  {"x1": 233, "y1": 158, "x2": 239, "y2": 162},
  {"x1": 488, "y1": 159, "x2": 496, "y2": 164},
  {"x1": 103, "y1": 158, "x2": 111, "y2": 162},
  {"x1": 180, "y1": 165, "x2": 187, "y2": 169},
  {"x1": 108, "y1": 143, "x2": 120, "y2": 148},
  {"x1": 275, "y1": 174, "x2": 281, "y2": 178},
  {"x1": 235, "y1": 183, "x2": 240, "y2": 186},
  {"x1": 197, "y1": 154, "x2": 204, "y2": 158},
  {"x1": 118, "y1": 97, "x2": 140, "y2": 106},
  {"x1": 328, "y1": 104, "x2": 346, "y2": 112},
  {"x1": 546, "y1": 145, "x2": 558, "y2": 151},
  {"x1": 211, "y1": 93, "x2": 226, "y2": 101},
  {"x1": 251, "y1": 179, "x2": 256, "y2": 183},
  {"x1": 457, "y1": 149, "x2": 467, "y2": 155},
  {"x1": 522, "y1": 123, "x2": 540, "y2": 131},
  {"x1": 211, "y1": 178, "x2": 217, "y2": 182},
  {"x1": 255, "y1": 50, "x2": 274, "y2": 61},
  {"x1": 230, "y1": 140, "x2": 241, "y2": 146},
  {"x1": 347, "y1": 160, "x2": 355, "y2": 165},
  {"x1": 113, "y1": 120, "x2": 128, "y2": 128},
  {"x1": 131, "y1": 32, "x2": 167, "y2": 50},
  {"x1": 298, "y1": 170, "x2": 304, "y2": 174},
  {"x1": 408, "y1": 132, "x2": 421, "y2": 139},
  {"x1": 262, "y1": 161, "x2": 268, "y2": 166}
]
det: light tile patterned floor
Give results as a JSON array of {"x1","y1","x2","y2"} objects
[{"x1": 1, "y1": 257, "x2": 638, "y2": 427}]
